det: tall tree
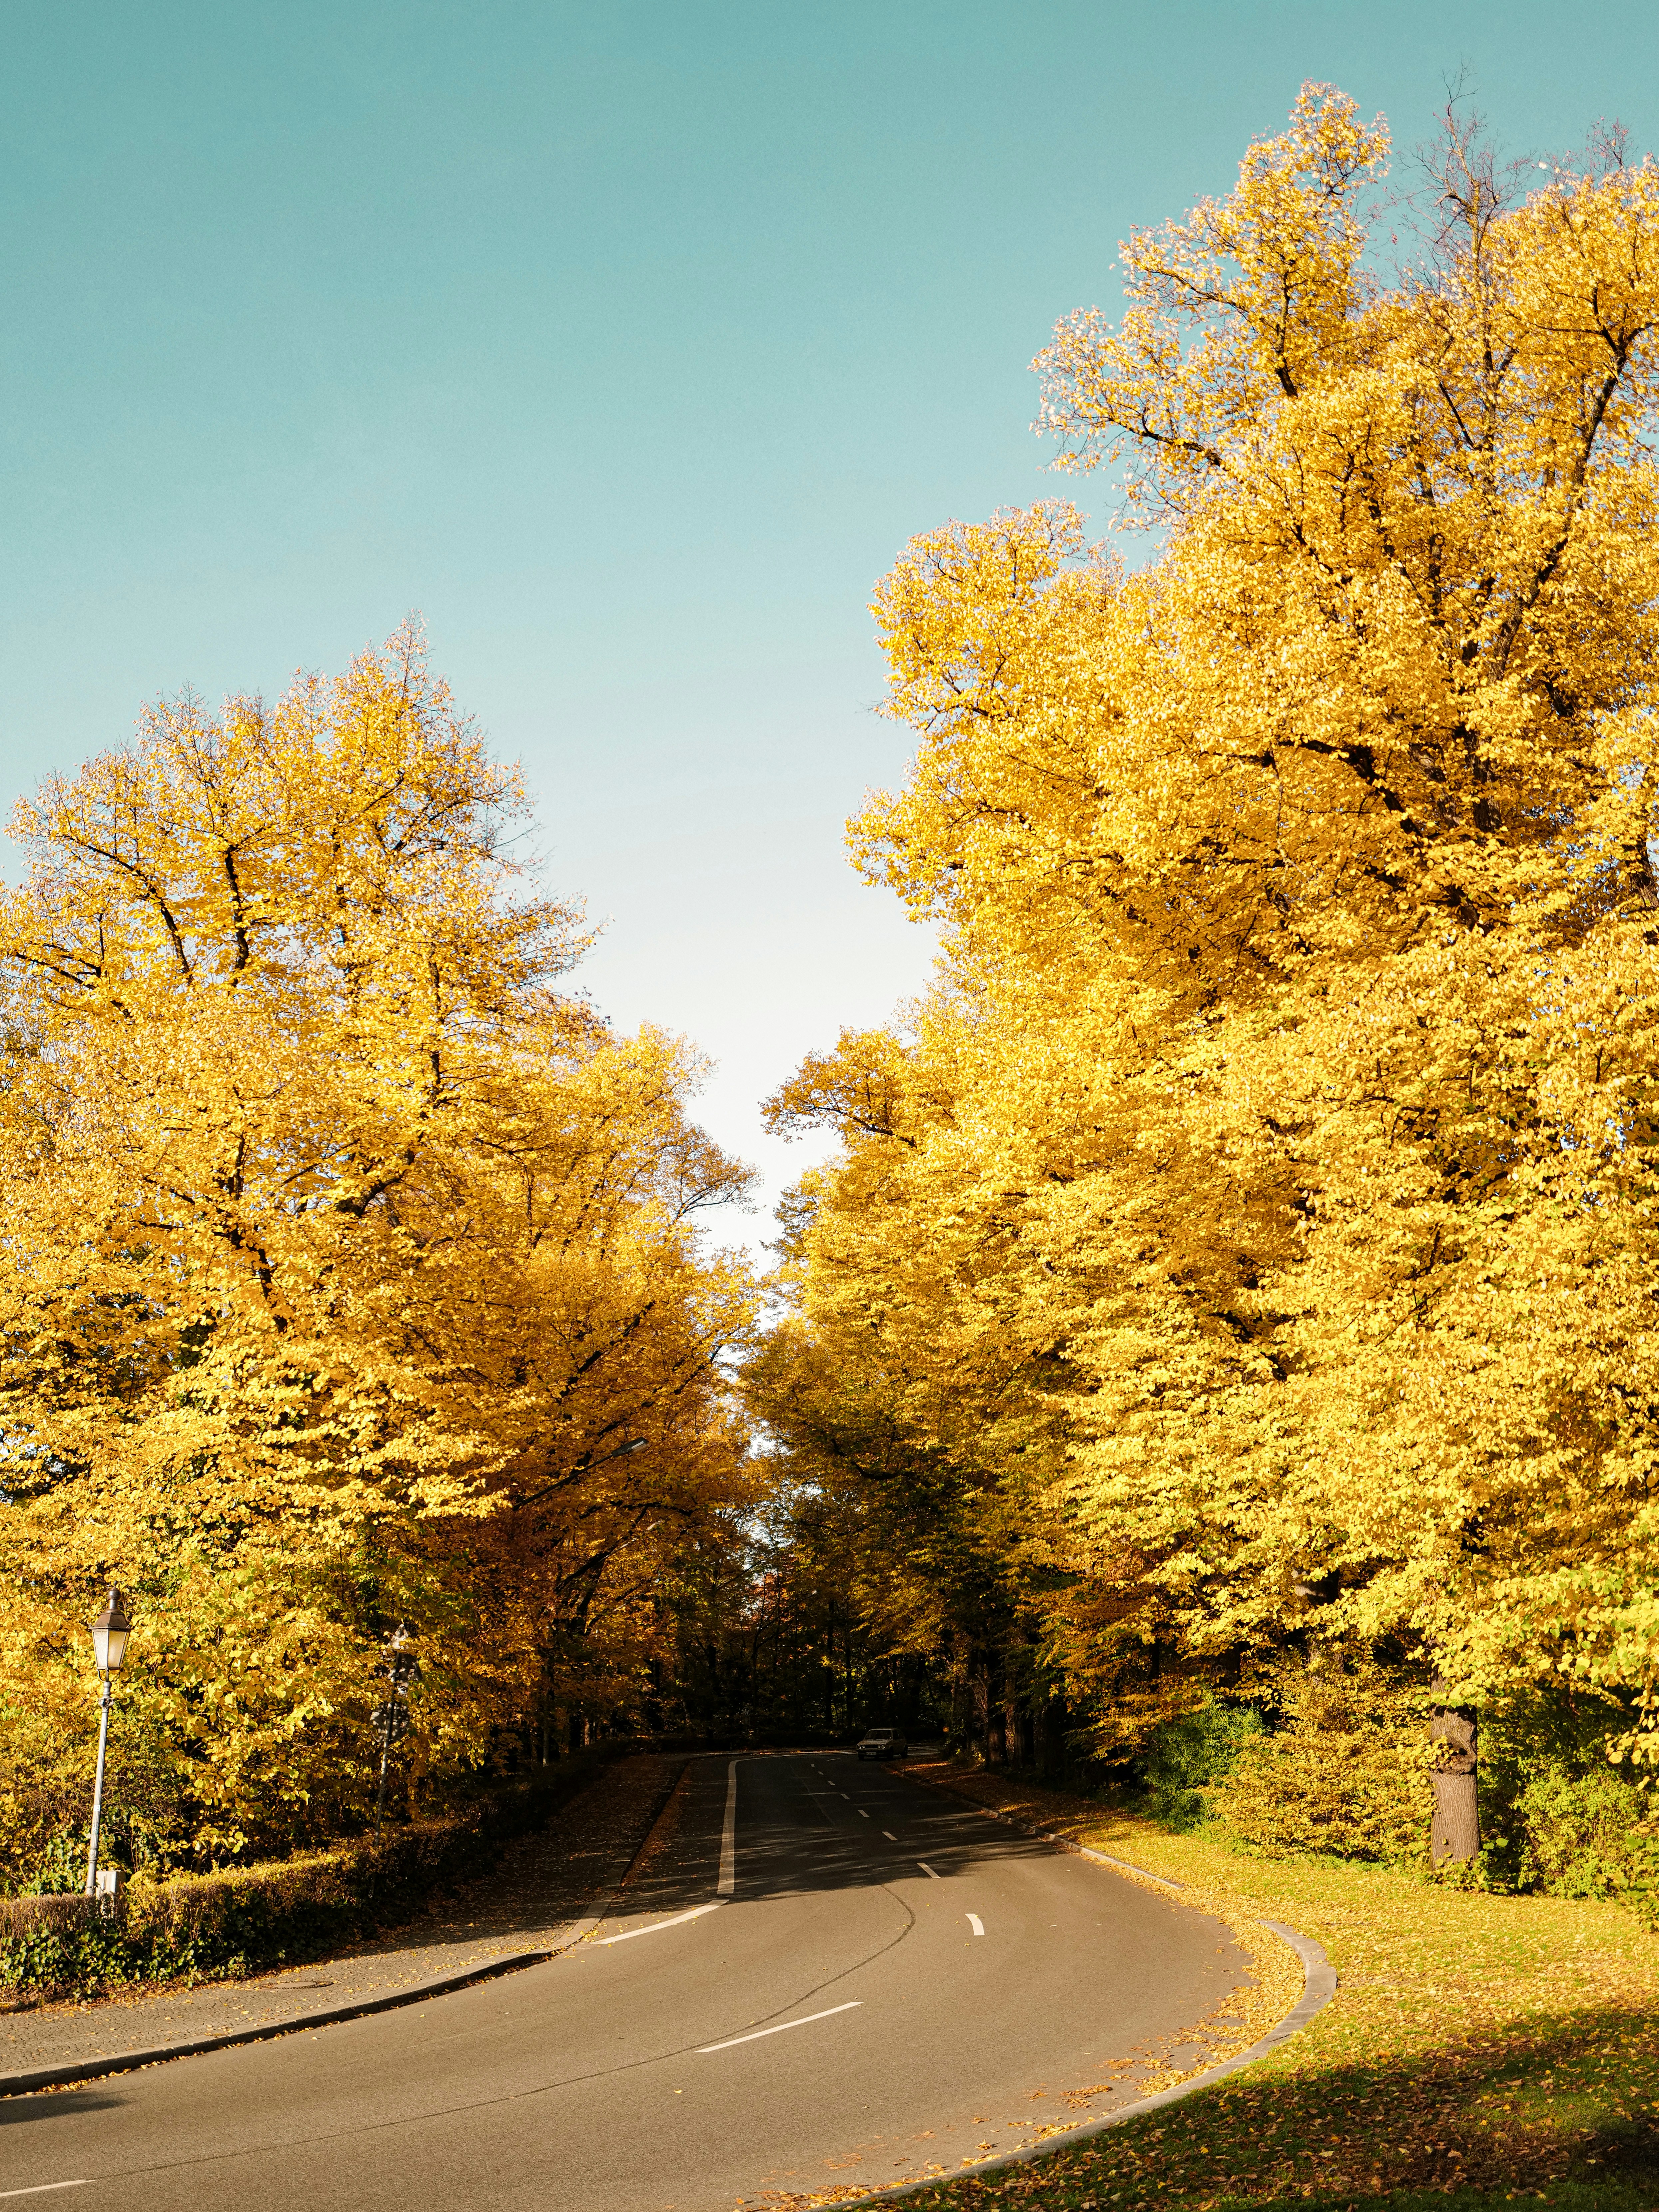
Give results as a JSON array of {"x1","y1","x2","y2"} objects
[
  {"x1": 0, "y1": 629, "x2": 756, "y2": 1872},
  {"x1": 761, "y1": 90, "x2": 1659, "y2": 1856}
]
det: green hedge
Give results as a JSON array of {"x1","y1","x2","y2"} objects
[
  {"x1": 1493, "y1": 1757, "x2": 1659, "y2": 1925},
  {"x1": 0, "y1": 1752, "x2": 616, "y2": 1999}
]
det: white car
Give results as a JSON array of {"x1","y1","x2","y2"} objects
[{"x1": 856, "y1": 1728, "x2": 908, "y2": 1761}]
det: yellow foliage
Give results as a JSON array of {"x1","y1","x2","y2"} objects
[
  {"x1": 0, "y1": 627, "x2": 757, "y2": 1869},
  {"x1": 765, "y1": 90, "x2": 1659, "y2": 1766}
]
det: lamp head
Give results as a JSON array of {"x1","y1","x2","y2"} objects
[{"x1": 90, "y1": 1586, "x2": 134, "y2": 1677}]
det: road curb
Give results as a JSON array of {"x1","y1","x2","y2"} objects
[
  {"x1": 0, "y1": 1935, "x2": 590, "y2": 2098},
  {"x1": 837, "y1": 1917, "x2": 1336, "y2": 2208},
  {"x1": 0, "y1": 1755, "x2": 692, "y2": 2100},
  {"x1": 827, "y1": 1771, "x2": 1338, "y2": 2207}
]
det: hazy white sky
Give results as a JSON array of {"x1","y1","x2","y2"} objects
[{"x1": 6, "y1": 1, "x2": 1657, "y2": 1254}]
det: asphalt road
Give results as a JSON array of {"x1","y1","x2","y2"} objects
[{"x1": 1, "y1": 1754, "x2": 1255, "y2": 2210}]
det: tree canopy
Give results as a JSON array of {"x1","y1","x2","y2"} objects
[
  {"x1": 755, "y1": 88, "x2": 1659, "y2": 1801},
  {"x1": 0, "y1": 629, "x2": 758, "y2": 1871}
]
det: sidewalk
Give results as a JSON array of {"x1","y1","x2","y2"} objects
[{"x1": 0, "y1": 1750, "x2": 689, "y2": 2092}]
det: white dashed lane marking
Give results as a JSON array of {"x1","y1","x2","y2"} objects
[{"x1": 698, "y1": 2002, "x2": 862, "y2": 2053}]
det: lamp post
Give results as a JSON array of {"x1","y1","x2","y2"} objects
[
  {"x1": 372, "y1": 1625, "x2": 420, "y2": 1837},
  {"x1": 85, "y1": 1586, "x2": 133, "y2": 1899}
]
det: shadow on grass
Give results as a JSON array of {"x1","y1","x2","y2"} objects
[
  {"x1": 878, "y1": 2002, "x2": 1659, "y2": 2211},
  {"x1": 1194, "y1": 2191, "x2": 1657, "y2": 2212},
  {"x1": 1202, "y1": 2189, "x2": 1657, "y2": 2212}
]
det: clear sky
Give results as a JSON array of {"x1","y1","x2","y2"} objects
[{"x1": 5, "y1": 1, "x2": 1657, "y2": 1253}]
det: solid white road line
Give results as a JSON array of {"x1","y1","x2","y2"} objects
[
  {"x1": 917, "y1": 1861, "x2": 941, "y2": 1878},
  {"x1": 718, "y1": 1759, "x2": 738, "y2": 1896},
  {"x1": 967, "y1": 1913, "x2": 985, "y2": 1936},
  {"x1": 0, "y1": 2189, "x2": 91, "y2": 2201},
  {"x1": 597, "y1": 1902, "x2": 725, "y2": 1945},
  {"x1": 698, "y1": 2001, "x2": 862, "y2": 2053}
]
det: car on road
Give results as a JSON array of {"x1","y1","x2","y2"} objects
[{"x1": 856, "y1": 1728, "x2": 908, "y2": 1761}]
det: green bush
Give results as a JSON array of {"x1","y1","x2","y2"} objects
[
  {"x1": 1135, "y1": 1699, "x2": 1264, "y2": 1830},
  {"x1": 1469, "y1": 1688, "x2": 1658, "y2": 1918},
  {"x1": 1510, "y1": 1760, "x2": 1659, "y2": 1923},
  {"x1": 16, "y1": 1829, "x2": 91, "y2": 1897}
]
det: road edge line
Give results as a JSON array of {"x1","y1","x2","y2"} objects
[
  {"x1": 900, "y1": 1764, "x2": 1190, "y2": 1890},
  {"x1": 0, "y1": 1942, "x2": 574, "y2": 2099},
  {"x1": 717, "y1": 1757, "x2": 739, "y2": 1895},
  {"x1": 596, "y1": 1899, "x2": 726, "y2": 1945},
  {"x1": 838, "y1": 1766, "x2": 1337, "y2": 2207}
]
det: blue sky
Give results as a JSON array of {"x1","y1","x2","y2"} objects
[{"x1": 5, "y1": 1, "x2": 1657, "y2": 1251}]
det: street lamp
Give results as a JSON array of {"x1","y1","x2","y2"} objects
[
  {"x1": 85, "y1": 1586, "x2": 134, "y2": 1900},
  {"x1": 373, "y1": 1625, "x2": 420, "y2": 1837}
]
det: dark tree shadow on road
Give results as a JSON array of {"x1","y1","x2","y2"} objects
[{"x1": 1, "y1": 2085, "x2": 127, "y2": 2125}]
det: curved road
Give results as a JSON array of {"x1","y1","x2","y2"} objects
[{"x1": 3, "y1": 1754, "x2": 1256, "y2": 2210}]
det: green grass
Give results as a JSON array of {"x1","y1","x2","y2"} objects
[
  {"x1": 824, "y1": 1764, "x2": 1659, "y2": 2212},
  {"x1": 1203, "y1": 2192, "x2": 1653, "y2": 2211},
  {"x1": 960, "y1": 2189, "x2": 1658, "y2": 2212}
]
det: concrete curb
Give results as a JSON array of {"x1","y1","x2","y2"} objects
[
  {"x1": 837, "y1": 1917, "x2": 1336, "y2": 2207},
  {"x1": 824, "y1": 1773, "x2": 1339, "y2": 2207},
  {"x1": 0, "y1": 1928, "x2": 595, "y2": 2098},
  {"x1": 0, "y1": 1755, "x2": 692, "y2": 2099}
]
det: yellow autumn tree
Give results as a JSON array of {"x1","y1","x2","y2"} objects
[
  {"x1": 761, "y1": 89, "x2": 1659, "y2": 1853},
  {"x1": 750, "y1": 1019, "x2": 1075, "y2": 1759},
  {"x1": 0, "y1": 628, "x2": 757, "y2": 1876}
]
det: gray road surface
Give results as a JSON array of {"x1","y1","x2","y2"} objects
[
  {"x1": 0, "y1": 1753, "x2": 1254, "y2": 2210},
  {"x1": 3, "y1": 1756, "x2": 686, "y2": 2082}
]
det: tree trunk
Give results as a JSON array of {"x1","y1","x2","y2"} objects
[
  {"x1": 1014, "y1": 1699, "x2": 1034, "y2": 1769},
  {"x1": 1430, "y1": 1684, "x2": 1479, "y2": 1865},
  {"x1": 1040, "y1": 1693, "x2": 1067, "y2": 1784},
  {"x1": 986, "y1": 1651, "x2": 1007, "y2": 1764},
  {"x1": 968, "y1": 1648, "x2": 989, "y2": 1758},
  {"x1": 950, "y1": 1639, "x2": 972, "y2": 1750}
]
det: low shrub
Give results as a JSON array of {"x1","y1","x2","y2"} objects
[
  {"x1": 0, "y1": 1897, "x2": 136, "y2": 1997},
  {"x1": 1463, "y1": 1688, "x2": 1659, "y2": 1918},
  {"x1": 1512, "y1": 1760, "x2": 1659, "y2": 1924},
  {"x1": 0, "y1": 1750, "x2": 616, "y2": 1998},
  {"x1": 0, "y1": 1893, "x2": 102, "y2": 1941},
  {"x1": 1135, "y1": 1699, "x2": 1263, "y2": 1829},
  {"x1": 1218, "y1": 1724, "x2": 1429, "y2": 1861}
]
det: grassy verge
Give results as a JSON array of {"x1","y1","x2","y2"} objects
[{"x1": 839, "y1": 1761, "x2": 1659, "y2": 2212}]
